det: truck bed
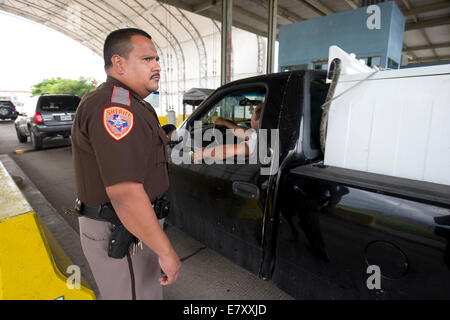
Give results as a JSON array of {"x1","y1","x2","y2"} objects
[{"x1": 289, "y1": 163, "x2": 450, "y2": 207}]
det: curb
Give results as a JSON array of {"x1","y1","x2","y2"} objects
[{"x1": 0, "y1": 154, "x2": 99, "y2": 298}]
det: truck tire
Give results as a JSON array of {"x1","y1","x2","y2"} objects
[
  {"x1": 16, "y1": 127, "x2": 28, "y2": 143},
  {"x1": 31, "y1": 130, "x2": 43, "y2": 150}
]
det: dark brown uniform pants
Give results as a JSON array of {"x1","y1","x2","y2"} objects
[{"x1": 79, "y1": 216, "x2": 163, "y2": 300}]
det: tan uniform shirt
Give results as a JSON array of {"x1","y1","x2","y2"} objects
[{"x1": 72, "y1": 76, "x2": 169, "y2": 205}]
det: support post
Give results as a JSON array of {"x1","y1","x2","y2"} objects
[
  {"x1": 221, "y1": 0, "x2": 232, "y2": 85},
  {"x1": 267, "y1": 0, "x2": 277, "y2": 74}
]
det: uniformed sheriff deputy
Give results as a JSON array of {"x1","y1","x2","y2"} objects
[{"x1": 71, "y1": 28, "x2": 181, "y2": 300}]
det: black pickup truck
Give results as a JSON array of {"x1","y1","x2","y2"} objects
[{"x1": 166, "y1": 70, "x2": 450, "y2": 299}]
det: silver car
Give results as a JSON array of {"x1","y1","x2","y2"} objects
[{"x1": 14, "y1": 94, "x2": 81, "y2": 149}]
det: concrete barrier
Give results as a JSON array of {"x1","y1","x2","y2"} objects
[
  {"x1": 158, "y1": 115, "x2": 188, "y2": 128},
  {"x1": 158, "y1": 116, "x2": 168, "y2": 126},
  {"x1": 0, "y1": 161, "x2": 95, "y2": 300}
]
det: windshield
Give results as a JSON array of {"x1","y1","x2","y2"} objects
[
  {"x1": 39, "y1": 96, "x2": 80, "y2": 112},
  {"x1": 202, "y1": 93, "x2": 266, "y2": 125}
]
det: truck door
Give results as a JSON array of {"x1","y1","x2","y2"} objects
[{"x1": 168, "y1": 82, "x2": 285, "y2": 275}]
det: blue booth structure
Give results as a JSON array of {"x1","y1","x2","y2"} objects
[{"x1": 278, "y1": 1, "x2": 405, "y2": 71}]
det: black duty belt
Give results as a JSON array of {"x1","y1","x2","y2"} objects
[
  {"x1": 78, "y1": 201, "x2": 121, "y2": 225},
  {"x1": 69, "y1": 193, "x2": 170, "y2": 259},
  {"x1": 75, "y1": 192, "x2": 170, "y2": 223}
]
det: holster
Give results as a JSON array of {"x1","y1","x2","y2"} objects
[
  {"x1": 153, "y1": 193, "x2": 170, "y2": 220},
  {"x1": 108, "y1": 224, "x2": 136, "y2": 259},
  {"x1": 74, "y1": 192, "x2": 170, "y2": 259}
]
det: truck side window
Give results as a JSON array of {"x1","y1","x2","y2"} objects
[
  {"x1": 310, "y1": 80, "x2": 329, "y2": 150},
  {"x1": 201, "y1": 89, "x2": 267, "y2": 129}
]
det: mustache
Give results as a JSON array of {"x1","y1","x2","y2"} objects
[{"x1": 150, "y1": 73, "x2": 160, "y2": 79}]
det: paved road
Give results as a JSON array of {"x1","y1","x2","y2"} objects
[{"x1": 0, "y1": 120, "x2": 293, "y2": 300}]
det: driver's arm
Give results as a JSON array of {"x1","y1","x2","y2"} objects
[
  {"x1": 214, "y1": 117, "x2": 250, "y2": 140},
  {"x1": 193, "y1": 143, "x2": 248, "y2": 162}
]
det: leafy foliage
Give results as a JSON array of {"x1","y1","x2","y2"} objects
[{"x1": 31, "y1": 77, "x2": 95, "y2": 97}]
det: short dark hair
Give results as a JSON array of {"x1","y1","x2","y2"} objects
[{"x1": 103, "y1": 28, "x2": 152, "y2": 70}]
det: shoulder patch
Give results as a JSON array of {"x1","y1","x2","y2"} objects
[
  {"x1": 111, "y1": 86, "x2": 130, "y2": 106},
  {"x1": 103, "y1": 106, "x2": 134, "y2": 141}
]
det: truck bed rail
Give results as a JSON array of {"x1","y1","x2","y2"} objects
[{"x1": 289, "y1": 163, "x2": 450, "y2": 207}]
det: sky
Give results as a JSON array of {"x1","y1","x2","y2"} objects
[
  {"x1": 0, "y1": 9, "x2": 278, "y2": 115},
  {"x1": 0, "y1": 11, "x2": 106, "y2": 94}
]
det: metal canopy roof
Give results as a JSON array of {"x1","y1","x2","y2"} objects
[
  {"x1": 0, "y1": 0, "x2": 448, "y2": 65},
  {"x1": 1, "y1": 0, "x2": 449, "y2": 114},
  {"x1": 159, "y1": 0, "x2": 450, "y2": 64}
]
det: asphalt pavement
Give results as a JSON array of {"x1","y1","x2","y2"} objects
[{"x1": 0, "y1": 120, "x2": 293, "y2": 300}]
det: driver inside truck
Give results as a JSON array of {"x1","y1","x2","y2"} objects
[{"x1": 193, "y1": 103, "x2": 262, "y2": 163}]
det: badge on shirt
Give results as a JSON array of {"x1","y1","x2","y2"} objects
[{"x1": 103, "y1": 106, "x2": 134, "y2": 141}]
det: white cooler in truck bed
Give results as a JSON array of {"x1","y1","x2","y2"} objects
[{"x1": 324, "y1": 59, "x2": 450, "y2": 186}]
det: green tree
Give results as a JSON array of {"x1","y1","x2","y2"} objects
[{"x1": 31, "y1": 77, "x2": 96, "y2": 97}]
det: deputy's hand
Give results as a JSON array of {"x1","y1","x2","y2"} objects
[
  {"x1": 159, "y1": 250, "x2": 181, "y2": 286},
  {"x1": 214, "y1": 117, "x2": 226, "y2": 126}
]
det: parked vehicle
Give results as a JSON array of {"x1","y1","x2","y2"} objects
[
  {"x1": 166, "y1": 48, "x2": 450, "y2": 299},
  {"x1": 0, "y1": 99, "x2": 18, "y2": 121},
  {"x1": 14, "y1": 113, "x2": 30, "y2": 143},
  {"x1": 14, "y1": 94, "x2": 81, "y2": 149}
]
